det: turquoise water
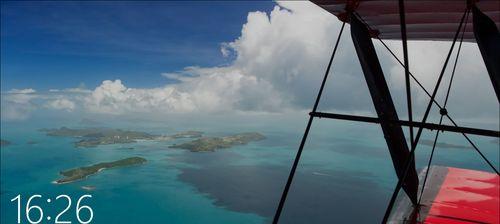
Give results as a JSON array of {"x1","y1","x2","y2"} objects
[{"x1": 1, "y1": 114, "x2": 498, "y2": 223}]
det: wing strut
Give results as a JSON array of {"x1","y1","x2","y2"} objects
[
  {"x1": 350, "y1": 13, "x2": 419, "y2": 205},
  {"x1": 473, "y1": 5, "x2": 500, "y2": 102},
  {"x1": 381, "y1": 8, "x2": 470, "y2": 223}
]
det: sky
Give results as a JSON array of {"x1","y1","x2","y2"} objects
[
  {"x1": 1, "y1": 1, "x2": 275, "y2": 90},
  {"x1": 1, "y1": 1, "x2": 498, "y2": 129}
]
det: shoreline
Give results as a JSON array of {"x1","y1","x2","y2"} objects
[
  {"x1": 52, "y1": 159, "x2": 147, "y2": 184},
  {"x1": 52, "y1": 168, "x2": 107, "y2": 185}
]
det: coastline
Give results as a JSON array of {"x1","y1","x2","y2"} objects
[
  {"x1": 52, "y1": 168, "x2": 107, "y2": 185},
  {"x1": 53, "y1": 159, "x2": 147, "y2": 184}
]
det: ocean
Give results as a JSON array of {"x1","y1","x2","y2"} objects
[{"x1": 1, "y1": 113, "x2": 498, "y2": 223}]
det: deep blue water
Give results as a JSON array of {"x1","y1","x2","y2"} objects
[{"x1": 1, "y1": 115, "x2": 498, "y2": 223}]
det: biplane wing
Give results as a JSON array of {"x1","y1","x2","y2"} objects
[
  {"x1": 272, "y1": 1, "x2": 500, "y2": 223},
  {"x1": 311, "y1": 0, "x2": 500, "y2": 41}
]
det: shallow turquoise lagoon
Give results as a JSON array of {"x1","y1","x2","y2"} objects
[{"x1": 1, "y1": 115, "x2": 498, "y2": 223}]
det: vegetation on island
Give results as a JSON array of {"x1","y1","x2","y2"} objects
[
  {"x1": 40, "y1": 127, "x2": 265, "y2": 152},
  {"x1": 156, "y1": 131, "x2": 204, "y2": 141},
  {"x1": 54, "y1": 157, "x2": 147, "y2": 184},
  {"x1": 41, "y1": 127, "x2": 156, "y2": 147},
  {"x1": 169, "y1": 132, "x2": 265, "y2": 152},
  {"x1": 171, "y1": 131, "x2": 203, "y2": 139},
  {"x1": 41, "y1": 127, "x2": 204, "y2": 148},
  {"x1": 420, "y1": 139, "x2": 472, "y2": 149}
]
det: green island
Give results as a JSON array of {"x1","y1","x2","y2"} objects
[
  {"x1": 156, "y1": 131, "x2": 204, "y2": 141},
  {"x1": 41, "y1": 127, "x2": 203, "y2": 148},
  {"x1": 41, "y1": 127, "x2": 157, "y2": 147},
  {"x1": 169, "y1": 132, "x2": 265, "y2": 152},
  {"x1": 1, "y1": 139, "x2": 11, "y2": 147},
  {"x1": 171, "y1": 131, "x2": 203, "y2": 138},
  {"x1": 420, "y1": 139, "x2": 471, "y2": 149},
  {"x1": 54, "y1": 157, "x2": 147, "y2": 184}
]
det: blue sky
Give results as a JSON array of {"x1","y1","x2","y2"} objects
[{"x1": 1, "y1": 1, "x2": 275, "y2": 91}]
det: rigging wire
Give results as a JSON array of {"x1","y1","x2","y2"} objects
[
  {"x1": 417, "y1": 10, "x2": 471, "y2": 205},
  {"x1": 352, "y1": 9, "x2": 499, "y2": 221},
  {"x1": 353, "y1": 11, "x2": 499, "y2": 222},
  {"x1": 273, "y1": 6, "x2": 499, "y2": 223},
  {"x1": 272, "y1": 21, "x2": 346, "y2": 224},
  {"x1": 375, "y1": 23, "x2": 499, "y2": 176},
  {"x1": 381, "y1": 9, "x2": 469, "y2": 223}
]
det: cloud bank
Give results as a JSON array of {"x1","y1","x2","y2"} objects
[{"x1": 1, "y1": 2, "x2": 498, "y2": 126}]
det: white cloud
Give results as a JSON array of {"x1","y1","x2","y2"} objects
[
  {"x1": 79, "y1": 2, "x2": 497, "y2": 125},
  {"x1": 1, "y1": 89, "x2": 39, "y2": 120},
  {"x1": 46, "y1": 98, "x2": 76, "y2": 111},
  {"x1": 84, "y1": 71, "x2": 285, "y2": 114},
  {"x1": 1, "y1": 87, "x2": 82, "y2": 120},
  {"x1": 2, "y1": 1, "x2": 497, "y2": 126},
  {"x1": 63, "y1": 88, "x2": 92, "y2": 94},
  {"x1": 220, "y1": 42, "x2": 232, "y2": 57},
  {"x1": 83, "y1": 2, "x2": 341, "y2": 115},
  {"x1": 381, "y1": 40, "x2": 498, "y2": 123},
  {"x1": 84, "y1": 80, "x2": 195, "y2": 114},
  {"x1": 7, "y1": 88, "x2": 36, "y2": 94}
]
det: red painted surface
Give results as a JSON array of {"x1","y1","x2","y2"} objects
[
  {"x1": 310, "y1": 0, "x2": 500, "y2": 41},
  {"x1": 424, "y1": 167, "x2": 499, "y2": 224}
]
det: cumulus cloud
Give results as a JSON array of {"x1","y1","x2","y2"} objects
[
  {"x1": 1, "y1": 89, "x2": 39, "y2": 120},
  {"x1": 380, "y1": 40, "x2": 498, "y2": 123},
  {"x1": 2, "y1": 1, "x2": 498, "y2": 126},
  {"x1": 83, "y1": 2, "x2": 345, "y2": 115},
  {"x1": 84, "y1": 79, "x2": 194, "y2": 114},
  {"x1": 1, "y1": 87, "x2": 82, "y2": 120},
  {"x1": 46, "y1": 98, "x2": 76, "y2": 111},
  {"x1": 84, "y1": 71, "x2": 285, "y2": 114}
]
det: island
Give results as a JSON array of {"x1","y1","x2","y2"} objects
[
  {"x1": 156, "y1": 131, "x2": 204, "y2": 141},
  {"x1": 1, "y1": 139, "x2": 11, "y2": 147},
  {"x1": 41, "y1": 127, "x2": 203, "y2": 148},
  {"x1": 171, "y1": 131, "x2": 203, "y2": 139},
  {"x1": 41, "y1": 127, "x2": 157, "y2": 147},
  {"x1": 54, "y1": 157, "x2": 147, "y2": 184},
  {"x1": 420, "y1": 139, "x2": 472, "y2": 149},
  {"x1": 169, "y1": 132, "x2": 265, "y2": 152}
]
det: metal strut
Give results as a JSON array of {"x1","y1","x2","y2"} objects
[
  {"x1": 350, "y1": 13, "x2": 419, "y2": 205},
  {"x1": 273, "y1": 4, "x2": 500, "y2": 224},
  {"x1": 381, "y1": 9, "x2": 469, "y2": 223},
  {"x1": 272, "y1": 21, "x2": 346, "y2": 224},
  {"x1": 375, "y1": 33, "x2": 500, "y2": 176},
  {"x1": 418, "y1": 10, "x2": 470, "y2": 205},
  {"x1": 473, "y1": 5, "x2": 500, "y2": 102},
  {"x1": 309, "y1": 112, "x2": 499, "y2": 138},
  {"x1": 399, "y1": 0, "x2": 415, "y2": 155}
]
